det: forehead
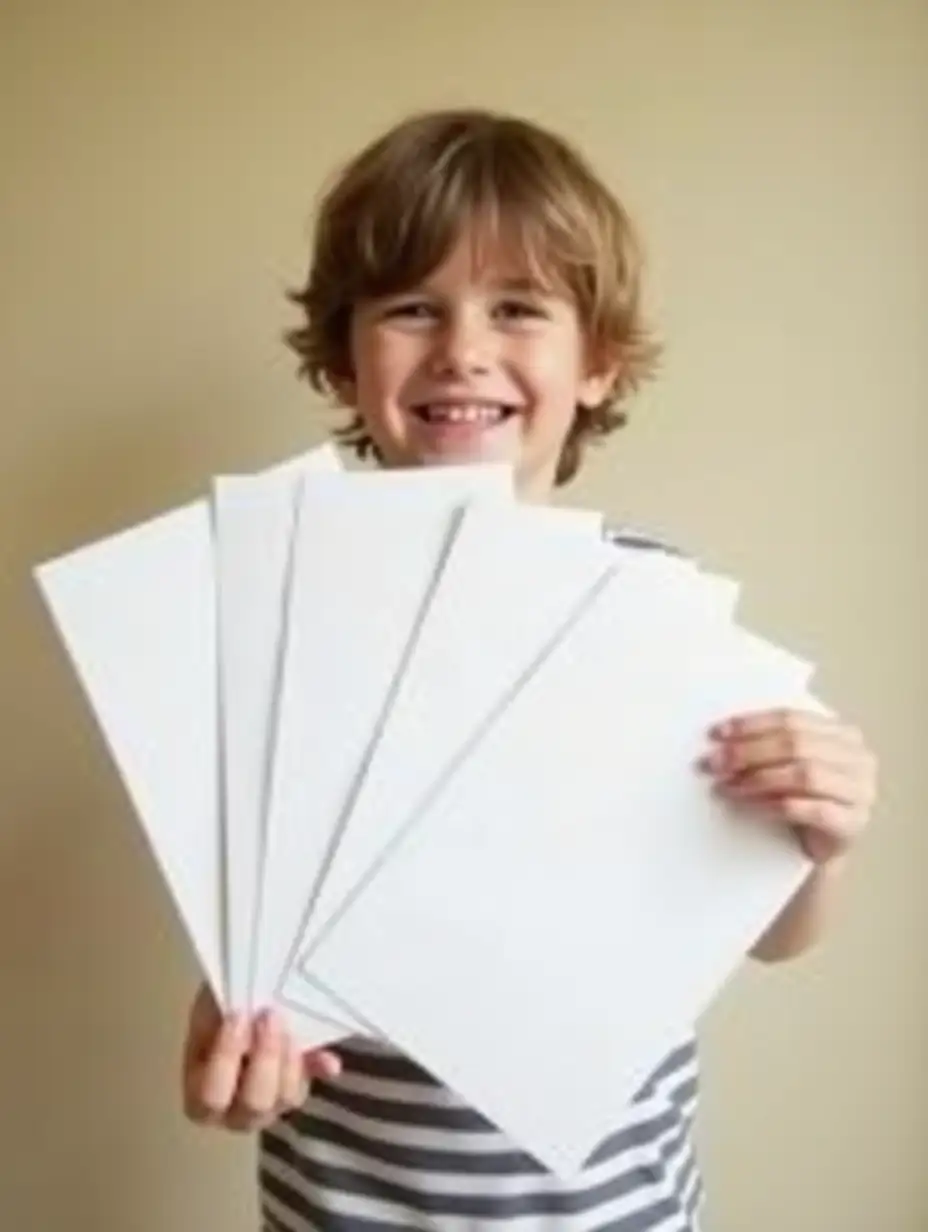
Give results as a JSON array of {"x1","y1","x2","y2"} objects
[
  {"x1": 411, "y1": 222, "x2": 568, "y2": 296},
  {"x1": 423, "y1": 232, "x2": 528, "y2": 285}
]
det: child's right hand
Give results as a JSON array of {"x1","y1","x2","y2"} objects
[{"x1": 182, "y1": 982, "x2": 342, "y2": 1132}]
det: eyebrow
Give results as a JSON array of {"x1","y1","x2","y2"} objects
[
  {"x1": 491, "y1": 276, "x2": 550, "y2": 293},
  {"x1": 368, "y1": 275, "x2": 553, "y2": 304}
]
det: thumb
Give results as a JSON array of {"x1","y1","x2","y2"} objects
[
  {"x1": 184, "y1": 982, "x2": 224, "y2": 1065},
  {"x1": 303, "y1": 1048, "x2": 342, "y2": 1082},
  {"x1": 797, "y1": 825, "x2": 839, "y2": 864}
]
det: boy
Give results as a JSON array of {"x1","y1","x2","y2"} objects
[{"x1": 182, "y1": 109, "x2": 878, "y2": 1230}]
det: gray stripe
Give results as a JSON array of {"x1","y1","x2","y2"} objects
[
  {"x1": 262, "y1": 1208, "x2": 298, "y2": 1232},
  {"x1": 334, "y1": 1038, "x2": 695, "y2": 1102},
  {"x1": 635, "y1": 1041, "x2": 697, "y2": 1096},
  {"x1": 271, "y1": 1111, "x2": 543, "y2": 1175},
  {"x1": 337, "y1": 1045, "x2": 440, "y2": 1086},
  {"x1": 308, "y1": 1079, "x2": 498, "y2": 1131},
  {"x1": 582, "y1": 1106, "x2": 685, "y2": 1168},
  {"x1": 665, "y1": 1074, "x2": 698, "y2": 1113},
  {"x1": 655, "y1": 1118, "x2": 692, "y2": 1172},
  {"x1": 265, "y1": 1184, "x2": 696, "y2": 1232},
  {"x1": 262, "y1": 1171, "x2": 398, "y2": 1232},
  {"x1": 589, "y1": 1194, "x2": 693, "y2": 1232},
  {"x1": 670, "y1": 1147, "x2": 697, "y2": 1209},
  {"x1": 329, "y1": 1035, "x2": 695, "y2": 1119},
  {"x1": 270, "y1": 1100, "x2": 681, "y2": 1177},
  {"x1": 260, "y1": 1150, "x2": 675, "y2": 1221},
  {"x1": 686, "y1": 1171, "x2": 705, "y2": 1218},
  {"x1": 607, "y1": 527, "x2": 686, "y2": 558}
]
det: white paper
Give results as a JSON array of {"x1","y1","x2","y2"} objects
[
  {"x1": 212, "y1": 448, "x2": 339, "y2": 1010},
  {"x1": 294, "y1": 545, "x2": 731, "y2": 999},
  {"x1": 304, "y1": 569, "x2": 814, "y2": 1175},
  {"x1": 284, "y1": 504, "x2": 696, "y2": 1018},
  {"x1": 32, "y1": 445, "x2": 338, "y2": 1006},
  {"x1": 256, "y1": 464, "x2": 514, "y2": 1040}
]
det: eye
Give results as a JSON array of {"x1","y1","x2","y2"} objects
[
  {"x1": 383, "y1": 298, "x2": 438, "y2": 321},
  {"x1": 493, "y1": 298, "x2": 547, "y2": 321}
]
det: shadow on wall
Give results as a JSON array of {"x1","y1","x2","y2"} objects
[{"x1": 0, "y1": 390, "x2": 267, "y2": 1227}]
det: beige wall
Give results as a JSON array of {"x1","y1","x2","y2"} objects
[{"x1": 1, "y1": 1, "x2": 924, "y2": 1228}]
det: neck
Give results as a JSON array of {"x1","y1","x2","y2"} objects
[{"x1": 515, "y1": 466, "x2": 557, "y2": 505}]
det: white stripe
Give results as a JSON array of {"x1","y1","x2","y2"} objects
[
  {"x1": 300, "y1": 1093, "x2": 515, "y2": 1152},
  {"x1": 574, "y1": 1179, "x2": 689, "y2": 1232},
  {"x1": 262, "y1": 1039, "x2": 702, "y2": 1229},
  {"x1": 303, "y1": 1081, "x2": 684, "y2": 1162},
  {"x1": 576, "y1": 1128, "x2": 698, "y2": 1231},
  {"x1": 336, "y1": 1039, "x2": 698, "y2": 1110},
  {"x1": 665, "y1": 1124, "x2": 696, "y2": 1181},
  {"x1": 661, "y1": 1058, "x2": 699, "y2": 1094},
  {"x1": 261, "y1": 1188, "x2": 312, "y2": 1232},
  {"x1": 332, "y1": 1071, "x2": 462, "y2": 1105},
  {"x1": 331, "y1": 1078, "x2": 697, "y2": 1127},
  {"x1": 338, "y1": 1035, "x2": 400, "y2": 1058},
  {"x1": 676, "y1": 1091, "x2": 698, "y2": 1123},
  {"x1": 336, "y1": 1060, "x2": 696, "y2": 1115},
  {"x1": 265, "y1": 1148, "x2": 684, "y2": 1232},
  {"x1": 270, "y1": 1112, "x2": 676, "y2": 1199},
  {"x1": 265, "y1": 1152, "x2": 467, "y2": 1232},
  {"x1": 648, "y1": 1050, "x2": 699, "y2": 1095},
  {"x1": 681, "y1": 1161, "x2": 702, "y2": 1216},
  {"x1": 689, "y1": 1178, "x2": 707, "y2": 1231}
]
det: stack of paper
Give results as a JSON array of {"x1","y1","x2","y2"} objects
[{"x1": 34, "y1": 443, "x2": 821, "y2": 1177}]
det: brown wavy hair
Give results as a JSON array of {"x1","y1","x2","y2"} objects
[{"x1": 285, "y1": 108, "x2": 662, "y2": 485}]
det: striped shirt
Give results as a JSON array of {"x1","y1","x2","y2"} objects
[{"x1": 259, "y1": 528, "x2": 705, "y2": 1232}]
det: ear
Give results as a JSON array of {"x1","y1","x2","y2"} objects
[
  {"x1": 330, "y1": 374, "x2": 358, "y2": 408},
  {"x1": 577, "y1": 346, "x2": 622, "y2": 409}
]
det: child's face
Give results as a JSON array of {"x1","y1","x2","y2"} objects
[{"x1": 340, "y1": 232, "x2": 615, "y2": 497}]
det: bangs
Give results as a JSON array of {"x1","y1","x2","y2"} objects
[{"x1": 322, "y1": 122, "x2": 611, "y2": 322}]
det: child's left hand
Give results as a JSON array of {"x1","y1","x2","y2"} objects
[{"x1": 699, "y1": 708, "x2": 878, "y2": 864}]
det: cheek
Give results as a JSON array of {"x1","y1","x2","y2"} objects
[
  {"x1": 375, "y1": 335, "x2": 424, "y2": 393},
  {"x1": 519, "y1": 348, "x2": 583, "y2": 435},
  {"x1": 352, "y1": 334, "x2": 415, "y2": 426}
]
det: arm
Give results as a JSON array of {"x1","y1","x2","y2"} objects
[
  {"x1": 701, "y1": 706, "x2": 877, "y2": 964},
  {"x1": 749, "y1": 856, "x2": 848, "y2": 963}
]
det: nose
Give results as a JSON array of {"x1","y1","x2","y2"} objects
[{"x1": 427, "y1": 311, "x2": 493, "y2": 378}]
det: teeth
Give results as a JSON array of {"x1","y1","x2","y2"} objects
[{"x1": 419, "y1": 403, "x2": 508, "y2": 425}]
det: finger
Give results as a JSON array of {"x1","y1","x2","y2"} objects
[
  {"x1": 767, "y1": 797, "x2": 861, "y2": 849},
  {"x1": 280, "y1": 1034, "x2": 310, "y2": 1110},
  {"x1": 231, "y1": 1010, "x2": 286, "y2": 1126},
  {"x1": 304, "y1": 1048, "x2": 342, "y2": 1083},
  {"x1": 709, "y1": 707, "x2": 860, "y2": 747},
  {"x1": 701, "y1": 730, "x2": 857, "y2": 781},
  {"x1": 184, "y1": 982, "x2": 223, "y2": 1067},
  {"x1": 185, "y1": 1012, "x2": 250, "y2": 1122},
  {"x1": 716, "y1": 761, "x2": 860, "y2": 806}
]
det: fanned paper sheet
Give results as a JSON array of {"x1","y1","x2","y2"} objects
[{"x1": 35, "y1": 450, "x2": 820, "y2": 1171}]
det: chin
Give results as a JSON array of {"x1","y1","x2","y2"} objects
[
  {"x1": 416, "y1": 433, "x2": 523, "y2": 470},
  {"x1": 418, "y1": 447, "x2": 516, "y2": 469}
]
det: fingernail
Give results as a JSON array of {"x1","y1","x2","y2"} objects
[
  {"x1": 309, "y1": 1049, "x2": 341, "y2": 1079},
  {"x1": 323, "y1": 1053, "x2": 342, "y2": 1079},
  {"x1": 697, "y1": 749, "x2": 725, "y2": 774},
  {"x1": 226, "y1": 1012, "x2": 249, "y2": 1040},
  {"x1": 716, "y1": 777, "x2": 741, "y2": 794},
  {"x1": 261, "y1": 1009, "x2": 281, "y2": 1044}
]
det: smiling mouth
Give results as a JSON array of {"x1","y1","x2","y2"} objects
[{"x1": 409, "y1": 403, "x2": 519, "y2": 427}]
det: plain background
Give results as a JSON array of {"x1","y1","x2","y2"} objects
[{"x1": 1, "y1": 1, "x2": 924, "y2": 1228}]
